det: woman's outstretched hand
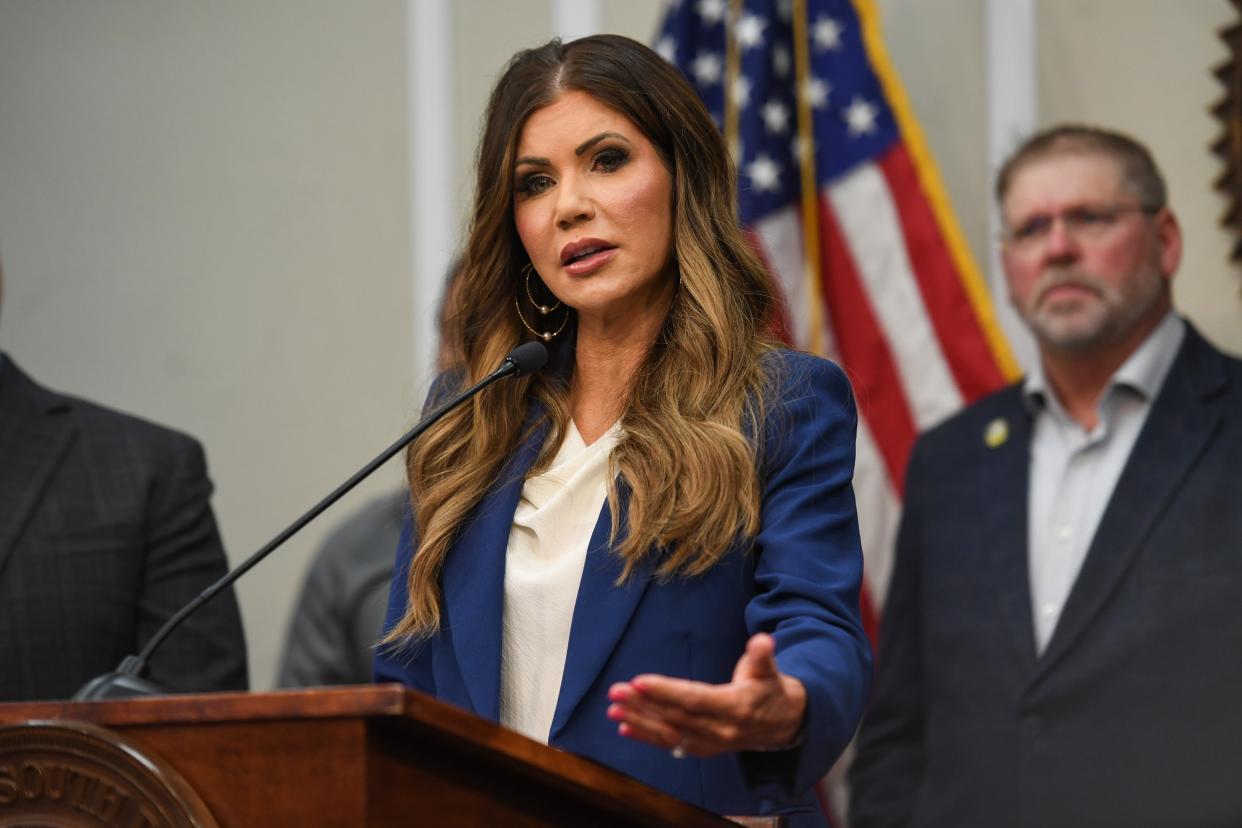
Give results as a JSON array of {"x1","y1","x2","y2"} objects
[{"x1": 606, "y1": 632, "x2": 806, "y2": 757}]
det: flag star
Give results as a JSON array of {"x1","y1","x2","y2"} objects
[
  {"x1": 656, "y1": 35, "x2": 677, "y2": 63},
  {"x1": 772, "y1": 44, "x2": 792, "y2": 77},
  {"x1": 776, "y1": 0, "x2": 794, "y2": 21},
  {"x1": 691, "y1": 51, "x2": 724, "y2": 85},
  {"x1": 813, "y1": 16, "x2": 844, "y2": 51},
  {"x1": 801, "y1": 76, "x2": 831, "y2": 109},
  {"x1": 761, "y1": 99, "x2": 790, "y2": 133},
  {"x1": 844, "y1": 96, "x2": 879, "y2": 135},
  {"x1": 697, "y1": 0, "x2": 727, "y2": 24},
  {"x1": 731, "y1": 75, "x2": 752, "y2": 108},
  {"x1": 736, "y1": 13, "x2": 767, "y2": 49},
  {"x1": 746, "y1": 154, "x2": 782, "y2": 192}
]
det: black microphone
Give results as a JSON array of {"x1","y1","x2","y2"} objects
[{"x1": 73, "y1": 341, "x2": 548, "y2": 701}]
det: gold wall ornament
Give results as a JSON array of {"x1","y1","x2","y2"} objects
[{"x1": 1211, "y1": 0, "x2": 1242, "y2": 276}]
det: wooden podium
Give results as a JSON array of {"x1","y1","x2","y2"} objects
[{"x1": 0, "y1": 684, "x2": 768, "y2": 827}]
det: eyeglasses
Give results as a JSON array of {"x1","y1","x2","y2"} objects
[{"x1": 1001, "y1": 203, "x2": 1160, "y2": 252}]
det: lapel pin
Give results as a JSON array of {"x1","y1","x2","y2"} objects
[{"x1": 984, "y1": 417, "x2": 1009, "y2": 448}]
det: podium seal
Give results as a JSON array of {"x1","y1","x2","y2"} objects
[{"x1": 0, "y1": 720, "x2": 216, "y2": 827}]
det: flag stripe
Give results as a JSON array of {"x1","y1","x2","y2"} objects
[
  {"x1": 817, "y1": 195, "x2": 918, "y2": 492},
  {"x1": 827, "y1": 160, "x2": 964, "y2": 431},
  {"x1": 878, "y1": 145, "x2": 1009, "y2": 399},
  {"x1": 754, "y1": 207, "x2": 821, "y2": 350},
  {"x1": 753, "y1": 209, "x2": 902, "y2": 599},
  {"x1": 853, "y1": 415, "x2": 901, "y2": 599},
  {"x1": 852, "y1": 0, "x2": 1021, "y2": 382},
  {"x1": 743, "y1": 226, "x2": 796, "y2": 344}
]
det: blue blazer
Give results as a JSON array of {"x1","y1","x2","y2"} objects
[{"x1": 376, "y1": 349, "x2": 872, "y2": 825}]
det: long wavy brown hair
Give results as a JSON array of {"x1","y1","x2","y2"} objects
[{"x1": 386, "y1": 34, "x2": 780, "y2": 642}]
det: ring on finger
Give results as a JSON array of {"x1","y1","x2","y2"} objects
[{"x1": 670, "y1": 737, "x2": 689, "y2": 760}]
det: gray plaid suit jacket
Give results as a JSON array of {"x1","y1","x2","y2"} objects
[{"x1": 0, "y1": 355, "x2": 247, "y2": 701}]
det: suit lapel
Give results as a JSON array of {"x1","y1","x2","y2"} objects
[
  {"x1": 549, "y1": 485, "x2": 652, "y2": 740},
  {"x1": 0, "y1": 358, "x2": 77, "y2": 576},
  {"x1": 1032, "y1": 328, "x2": 1225, "y2": 683},
  {"x1": 441, "y1": 418, "x2": 549, "y2": 720},
  {"x1": 979, "y1": 391, "x2": 1039, "y2": 679}
]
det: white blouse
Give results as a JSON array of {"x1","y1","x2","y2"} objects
[{"x1": 499, "y1": 419, "x2": 621, "y2": 743}]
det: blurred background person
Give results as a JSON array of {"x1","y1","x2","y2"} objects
[
  {"x1": 278, "y1": 489, "x2": 405, "y2": 688},
  {"x1": 849, "y1": 125, "x2": 1242, "y2": 827},
  {"x1": 0, "y1": 252, "x2": 248, "y2": 701}
]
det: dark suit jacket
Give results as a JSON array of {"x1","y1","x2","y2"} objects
[
  {"x1": 278, "y1": 489, "x2": 405, "y2": 688},
  {"x1": 376, "y1": 350, "x2": 873, "y2": 827},
  {"x1": 849, "y1": 324, "x2": 1242, "y2": 828},
  {"x1": 0, "y1": 356, "x2": 248, "y2": 701}
]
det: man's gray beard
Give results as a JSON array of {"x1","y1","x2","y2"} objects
[{"x1": 1022, "y1": 267, "x2": 1165, "y2": 354}]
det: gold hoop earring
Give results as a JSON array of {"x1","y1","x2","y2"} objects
[
  {"x1": 516, "y1": 263, "x2": 568, "y2": 342},
  {"x1": 522, "y1": 263, "x2": 561, "y2": 314},
  {"x1": 514, "y1": 296, "x2": 568, "y2": 342}
]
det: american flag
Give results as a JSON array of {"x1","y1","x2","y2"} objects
[{"x1": 656, "y1": 0, "x2": 1018, "y2": 815}]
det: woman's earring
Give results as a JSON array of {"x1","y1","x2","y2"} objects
[
  {"x1": 515, "y1": 263, "x2": 568, "y2": 342},
  {"x1": 522, "y1": 262, "x2": 561, "y2": 314}
]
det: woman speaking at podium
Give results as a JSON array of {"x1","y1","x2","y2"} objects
[{"x1": 376, "y1": 34, "x2": 871, "y2": 826}]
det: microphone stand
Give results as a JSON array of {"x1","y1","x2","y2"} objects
[{"x1": 73, "y1": 343, "x2": 547, "y2": 701}]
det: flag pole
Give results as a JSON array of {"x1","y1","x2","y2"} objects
[
  {"x1": 725, "y1": 0, "x2": 742, "y2": 161},
  {"x1": 792, "y1": 0, "x2": 826, "y2": 357}
]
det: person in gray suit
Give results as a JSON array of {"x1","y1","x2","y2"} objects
[
  {"x1": 277, "y1": 489, "x2": 406, "y2": 687},
  {"x1": 849, "y1": 125, "x2": 1242, "y2": 827},
  {"x1": 0, "y1": 258, "x2": 247, "y2": 701}
]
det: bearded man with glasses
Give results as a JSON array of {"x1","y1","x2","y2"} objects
[{"x1": 849, "y1": 125, "x2": 1242, "y2": 828}]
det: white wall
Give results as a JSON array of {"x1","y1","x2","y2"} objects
[
  {"x1": 1037, "y1": 0, "x2": 1240, "y2": 351},
  {"x1": 0, "y1": 1, "x2": 413, "y2": 690},
  {"x1": 1, "y1": 0, "x2": 1238, "y2": 690}
]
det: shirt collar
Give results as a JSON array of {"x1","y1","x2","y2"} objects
[{"x1": 1022, "y1": 310, "x2": 1185, "y2": 413}]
